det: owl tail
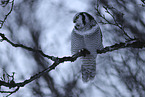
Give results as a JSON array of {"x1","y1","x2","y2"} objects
[{"x1": 81, "y1": 55, "x2": 96, "y2": 82}]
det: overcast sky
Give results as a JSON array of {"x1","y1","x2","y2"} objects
[
  {"x1": 0, "y1": 0, "x2": 101, "y2": 97},
  {"x1": 1, "y1": 0, "x2": 144, "y2": 97}
]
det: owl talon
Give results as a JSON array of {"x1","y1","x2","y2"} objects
[{"x1": 79, "y1": 48, "x2": 90, "y2": 57}]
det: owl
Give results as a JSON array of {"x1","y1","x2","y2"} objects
[{"x1": 71, "y1": 12, "x2": 103, "y2": 82}]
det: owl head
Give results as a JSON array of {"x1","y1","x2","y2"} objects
[{"x1": 73, "y1": 12, "x2": 97, "y2": 31}]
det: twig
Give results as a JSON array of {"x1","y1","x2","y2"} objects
[
  {"x1": 0, "y1": 0, "x2": 14, "y2": 29},
  {"x1": 95, "y1": 5, "x2": 132, "y2": 40}
]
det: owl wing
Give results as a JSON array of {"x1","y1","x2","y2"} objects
[
  {"x1": 71, "y1": 29, "x2": 85, "y2": 55},
  {"x1": 84, "y1": 25, "x2": 103, "y2": 57}
]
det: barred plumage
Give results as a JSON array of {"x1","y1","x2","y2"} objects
[{"x1": 71, "y1": 12, "x2": 103, "y2": 82}]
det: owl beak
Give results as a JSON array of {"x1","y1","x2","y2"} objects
[{"x1": 76, "y1": 24, "x2": 79, "y2": 26}]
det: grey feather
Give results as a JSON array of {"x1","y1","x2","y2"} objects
[{"x1": 71, "y1": 12, "x2": 103, "y2": 82}]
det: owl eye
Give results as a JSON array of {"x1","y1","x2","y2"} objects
[
  {"x1": 73, "y1": 16, "x2": 79, "y2": 22},
  {"x1": 76, "y1": 16, "x2": 79, "y2": 19}
]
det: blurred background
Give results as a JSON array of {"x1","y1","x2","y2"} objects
[{"x1": 0, "y1": 0, "x2": 145, "y2": 97}]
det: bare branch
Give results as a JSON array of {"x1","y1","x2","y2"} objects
[
  {"x1": 97, "y1": 39, "x2": 145, "y2": 54},
  {"x1": 0, "y1": 33, "x2": 57, "y2": 61},
  {"x1": 95, "y1": 5, "x2": 132, "y2": 40},
  {"x1": 0, "y1": 49, "x2": 88, "y2": 88},
  {"x1": 0, "y1": 86, "x2": 19, "y2": 97},
  {"x1": 0, "y1": 32, "x2": 145, "y2": 91},
  {"x1": 0, "y1": 0, "x2": 14, "y2": 29}
]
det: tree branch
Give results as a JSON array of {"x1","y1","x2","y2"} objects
[
  {"x1": 0, "y1": 49, "x2": 88, "y2": 88},
  {"x1": 97, "y1": 39, "x2": 145, "y2": 54},
  {"x1": 95, "y1": 4, "x2": 132, "y2": 40},
  {"x1": 0, "y1": 33, "x2": 56, "y2": 61},
  {"x1": 0, "y1": 0, "x2": 14, "y2": 29},
  {"x1": 0, "y1": 32, "x2": 145, "y2": 90}
]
